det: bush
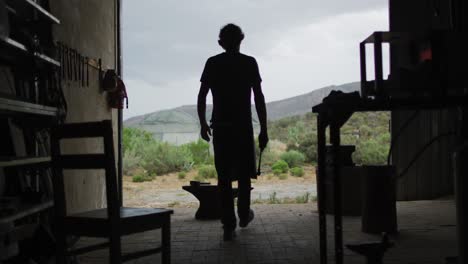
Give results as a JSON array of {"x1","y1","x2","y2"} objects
[
  {"x1": 123, "y1": 127, "x2": 195, "y2": 176},
  {"x1": 123, "y1": 150, "x2": 142, "y2": 175},
  {"x1": 132, "y1": 175, "x2": 145, "y2": 183},
  {"x1": 271, "y1": 160, "x2": 289, "y2": 174},
  {"x1": 198, "y1": 165, "x2": 217, "y2": 179},
  {"x1": 280, "y1": 150, "x2": 305, "y2": 168},
  {"x1": 272, "y1": 169, "x2": 283, "y2": 176},
  {"x1": 123, "y1": 127, "x2": 154, "y2": 156},
  {"x1": 290, "y1": 167, "x2": 304, "y2": 177},
  {"x1": 132, "y1": 172, "x2": 153, "y2": 183},
  {"x1": 183, "y1": 139, "x2": 212, "y2": 165},
  {"x1": 141, "y1": 141, "x2": 193, "y2": 176},
  {"x1": 278, "y1": 174, "x2": 288, "y2": 180},
  {"x1": 296, "y1": 133, "x2": 317, "y2": 163},
  {"x1": 354, "y1": 132, "x2": 390, "y2": 165},
  {"x1": 178, "y1": 172, "x2": 186, "y2": 180},
  {"x1": 295, "y1": 192, "x2": 310, "y2": 203},
  {"x1": 268, "y1": 192, "x2": 281, "y2": 204},
  {"x1": 193, "y1": 174, "x2": 206, "y2": 182}
]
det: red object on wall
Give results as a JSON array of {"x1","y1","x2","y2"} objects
[
  {"x1": 108, "y1": 77, "x2": 128, "y2": 109},
  {"x1": 419, "y1": 47, "x2": 432, "y2": 62}
]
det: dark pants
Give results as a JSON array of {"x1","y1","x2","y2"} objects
[
  {"x1": 212, "y1": 126, "x2": 255, "y2": 231},
  {"x1": 218, "y1": 172, "x2": 251, "y2": 230}
]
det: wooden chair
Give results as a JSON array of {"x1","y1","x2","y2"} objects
[{"x1": 51, "y1": 120, "x2": 173, "y2": 264}]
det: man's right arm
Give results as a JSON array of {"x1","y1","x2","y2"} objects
[{"x1": 197, "y1": 82, "x2": 211, "y2": 142}]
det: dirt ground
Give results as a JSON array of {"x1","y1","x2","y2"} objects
[{"x1": 123, "y1": 165, "x2": 317, "y2": 208}]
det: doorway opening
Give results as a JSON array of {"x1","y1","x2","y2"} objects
[{"x1": 120, "y1": 1, "x2": 390, "y2": 211}]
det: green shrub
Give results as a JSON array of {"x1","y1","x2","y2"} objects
[
  {"x1": 296, "y1": 133, "x2": 317, "y2": 163},
  {"x1": 353, "y1": 133, "x2": 390, "y2": 165},
  {"x1": 193, "y1": 174, "x2": 206, "y2": 182},
  {"x1": 132, "y1": 175, "x2": 145, "y2": 183},
  {"x1": 267, "y1": 111, "x2": 391, "y2": 165},
  {"x1": 272, "y1": 169, "x2": 282, "y2": 176},
  {"x1": 290, "y1": 167, "x2": 305, "y2": 177},
  {"x1": 132, "y1": 172, "x2": 153, "y2": 183},
  {"x1": 278, "y1": 174, "x2": 288, "y2": 180},
  {"x1": 198, "y1": 165, "x2": 217, "y2": 179},
  {"x1": 178, "y1": 172, "x2": 187, "y2": 180},
  {"x1": 271, "y1": 160, "x2": 289, "y2": 174},
  {"x1": 123, "y1": 127, "x2": 196, "y2": 176},
  {"x1": 183, "y1": 139, "x2": 212, "y2": 165},
  {"x1": 141, "y1": 141, "x2": 193, "y2": 176},
  {"x1": 123, "y1": 127, "x2": 154, "y2": 156},
  {"x1": 123, "y1": 150, "x2": 141, "y2": 175},
  {"x1": 280, "y1": 150, "x2": 305, "y2": 168},
  {"x1": 268, "y1": 192, "x2": 281, "y2": 204},
  {"x1": 295, "y1": 192, "x2": 310, "y2": 203}
]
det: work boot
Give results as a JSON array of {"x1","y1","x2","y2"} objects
[{"x1": 239, "y1": 209, "x2": 254, "y2": 228}]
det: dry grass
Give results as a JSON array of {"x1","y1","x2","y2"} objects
[{"x1": 123, "y1": 165, "x2": 316, "y2": 208}]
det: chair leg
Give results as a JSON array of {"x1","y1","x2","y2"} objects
[
  {"x1": 162, "y1": 217, "x2": 171, "y2": 264},
  {"x1": 109, "y1": 234, "x2": 122, "y2": 264}
]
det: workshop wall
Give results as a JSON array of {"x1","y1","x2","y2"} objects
[
  {"x1": 50, "y1": 0, "x2": 119, "y2": 213},
  {"x1": 390, "y1": 0, "x2": 459, "y2": 200}
]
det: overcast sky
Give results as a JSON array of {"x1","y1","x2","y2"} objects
[{"x1": 122, "y1": 1, "x2": 389, "y2": 119}]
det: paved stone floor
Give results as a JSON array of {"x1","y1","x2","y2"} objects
[{"x1": 77, "y1": 199, "x2": 456, "y2": 264}]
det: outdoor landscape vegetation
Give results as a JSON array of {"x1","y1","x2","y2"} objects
[{"x1": 123, "y1": 111, "x2": 391, "y2": 187}]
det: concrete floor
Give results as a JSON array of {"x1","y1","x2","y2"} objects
[{"x1": 77, "y1": 200, "x2": 456, "y2": 264}]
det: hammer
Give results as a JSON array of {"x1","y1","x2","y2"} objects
[{"x1": 257, "y1": 149, "x2": 263, "y2": 176}]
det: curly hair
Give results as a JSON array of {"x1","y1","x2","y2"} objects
[{"x1": 219, "y1": 24, "x2": 244, "y2": 49}]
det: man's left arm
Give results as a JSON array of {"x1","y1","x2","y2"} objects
[
  {"x1": 253, "y1": 82, "x2": 268, "y2": 150},
  {"x1": 251, "y1": 58, "x2": 268, "y2": 150}
]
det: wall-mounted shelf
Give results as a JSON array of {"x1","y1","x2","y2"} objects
[
  {"x1": 0, "y1": 0, "x2": 60, "y2": 256},
  {"x1": 0, "y1": 97, "x2": 59, "y2": 117},
  {"x1": 0, "y1": 156, "x2": 51, "y2": 168},
  {"x1": 5, "y1": 5, "x2": 17, "y2": 15},
  {"x1": 0, "y1": 200, "x2": 53, "y2": 225},
  {"x1": 6, "y1": 0, "x2": 60, "y2": 25},
  {"x1": 0, "y1": 37, "x2": 60, "y2": 67},
  {"x1": 24, "y1": 0, "x2": 61, "y2": 24}
]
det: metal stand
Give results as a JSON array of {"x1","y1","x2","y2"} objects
[{"x1": 313, "y1": 95, "x2": 468, "y2": 264}]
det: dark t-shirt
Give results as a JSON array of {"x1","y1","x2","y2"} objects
[{"x1": 200, "y1": 52, "x2": 262, "y2": 127}]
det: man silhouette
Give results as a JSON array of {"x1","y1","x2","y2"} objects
[{"x1": 197, "y1": 23, "x2": 268, "y2": 241}]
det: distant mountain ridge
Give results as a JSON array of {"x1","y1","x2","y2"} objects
[{"x1": 124, "y1": 82, "x2": 360, "y2": 144}]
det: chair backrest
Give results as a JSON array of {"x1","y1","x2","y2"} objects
[{"x1": 51, "y1": 120, "x2": 119, "y2": 220}]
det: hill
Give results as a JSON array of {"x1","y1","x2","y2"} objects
[{"x1": 124, "y1": 82, "x2": 360, "y2": 144}]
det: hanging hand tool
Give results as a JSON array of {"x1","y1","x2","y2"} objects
[
  {"x1": 73, "y1": 49, "x2": 78, "y2": 82},
  {"x1": 70, "y1": 48, "x2": 74, "y2": 82},
  {"x1": 86, "y1": 57, "x2": 89, "y2": 87},
  {"x1": 61, "y1": 44, "x2": 65, "y2": 79},
  {"x1": 70, "y1": 49, "x2": 74, "y2": 81},
  {"x1": 58, "y1": 42, "x2": 63, "y2": 79},
  {"x1": 67, "y1": 47, "x2": 72, "y2": 81},
  {"x1": 78, "y1": 54, "x2": 82, "y2": 86},
  {"x1": 81, "y1": 55, "x2": 85, "y2": 87},
  {"x1": 63, "y1": 45, "x2": 67, "y2": 81},
  {"x1": 58, "y1": 44, "x2": 62, "y2": 90}
]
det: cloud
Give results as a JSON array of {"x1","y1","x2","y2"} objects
[
  {"x1": 256, "y1": 8, "x2": 389, "y2": 102},
  {"x1": 124, "y1": 76, "x2": 206, "y2": 119}
]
